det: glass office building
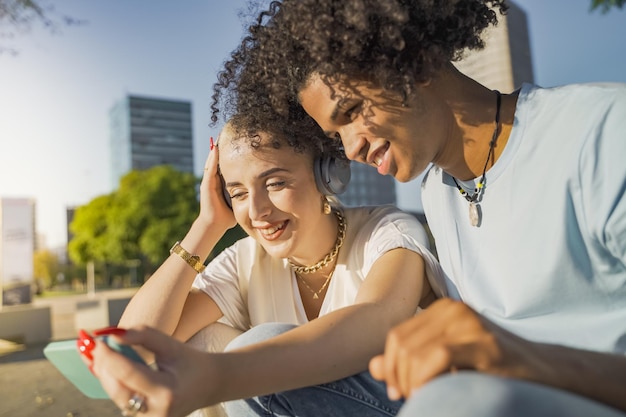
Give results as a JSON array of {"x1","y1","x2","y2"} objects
[
  {"x1": 110, "y1": 95, "x2": 194, "y2": 188},
  {"x1": 339, "y1": 163, "x2": 396, "y2": 207},
  {"x1": 453, "y1": 0, "x2": 534, "y2": 93}
]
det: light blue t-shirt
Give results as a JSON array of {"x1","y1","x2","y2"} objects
[{"x1": 422, "y1": 82, "x2": 626, "y2": 353}]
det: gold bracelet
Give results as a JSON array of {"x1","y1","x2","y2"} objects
[{"x1": 169, "y1": 241, "x2": 205, "y2": 273}]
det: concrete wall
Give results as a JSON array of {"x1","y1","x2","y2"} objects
[{"x1": 0, "y1": 305, "x2": 52, "y2": 344}]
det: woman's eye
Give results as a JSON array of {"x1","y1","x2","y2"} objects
[
  {"x1": 267, "y1": 181, "x2": 286, "y2": 190},
  {"x1": 230, "y1": 190, "x2": 246, "y2": 200}
]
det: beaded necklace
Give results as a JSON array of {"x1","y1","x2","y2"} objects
[{"x1": 452, "y1": 90, "x2": 501, "y2": 227}]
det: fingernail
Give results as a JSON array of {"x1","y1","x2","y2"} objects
[
  {"x1": 76, "y1": 338, "x2": 93, "y2": 360},
  {"x1": 210, "y1": 136, "x2": 215, "y2": 150},
  {"x1": 77, "y1": 329, "x2": 96, "y2": 360},
  {"x1": 93, "y1": 326, "x2": 127, "y2": 337},
  {"x1": 387, "y1": 386, "x2": 401, "y2": 400}
]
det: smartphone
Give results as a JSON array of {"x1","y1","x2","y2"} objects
[{"x1": 43, "y1": 335, "x2": 146, "y2": 399}]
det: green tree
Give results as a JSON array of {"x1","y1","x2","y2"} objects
[
  {"x1": 590, "y1": 0, "x2": 626, "y2": 12},
  {"x1": 68, "y1": 193, "x2": 114, "y2": 264},
  {"x1": 69, "y1": 165, "x2": 200, "y2": 272},
  {"x1": 33, "y1": 248, "x2": 60, "y2": 289},
  {"x1": 0, "y1": 0, "x2": 84, "y2": 55}
]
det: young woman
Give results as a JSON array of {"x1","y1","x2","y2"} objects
[
  {"x1": 208, "y1": 1, "x2": 626, "y2": 417},
  {"x1": 86, "y1": 109, "x2": 445, "y2": 417}
]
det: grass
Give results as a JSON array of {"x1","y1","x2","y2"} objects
[{"x1": 35, "y1": 289, "x2": 87, "y2": 298}]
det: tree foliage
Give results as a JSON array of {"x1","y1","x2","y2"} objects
[
  {"x1": 69, "y1": 165, "x2": 199, "y2": 269},
  {"x1": 33, "y1": 248, "x2": 60, "y2": 289},
  {"x1": 590, "y1": 0, "x2": 626, "y2": 13},
  {"x1": 0, "y1": 0, "x2": 84, "y2": 55}
]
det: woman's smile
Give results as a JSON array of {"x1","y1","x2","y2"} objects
[{"x1": 256, "y1": 220, "x2": 289, "y2": 241}]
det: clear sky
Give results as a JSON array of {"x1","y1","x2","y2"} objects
[{"x1": 0, "y1": 0, "x2": 625, "y2": 248}]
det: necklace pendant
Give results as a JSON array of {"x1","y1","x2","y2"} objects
[
  {"x1": 312, "y1": 293, "x2": 319, "y2": 300},
  {"x1": 469, "y1": 202, "x2": 480, "y2": 227}
]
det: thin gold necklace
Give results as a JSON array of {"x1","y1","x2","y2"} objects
[
  {"x1": 296, "y1": 269, "x2": 335, "y2": 300},
  {"x1": 288, "y1": 209, "x2": 346, "y2": 274}
]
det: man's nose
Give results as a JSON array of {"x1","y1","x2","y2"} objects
[{"x1": 339, "y1": 126, "x2": 367, "y2": 163}]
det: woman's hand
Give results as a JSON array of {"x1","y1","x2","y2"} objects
[
  {"x1": 90, "y1": 326, "x2": 220, "y2": 417},
  {"x1": 198, "y1": 139, "x2": 236, "y2": 230},
  {"x1": 369, "y1": 298, "x2": 532, "y2": 400}
]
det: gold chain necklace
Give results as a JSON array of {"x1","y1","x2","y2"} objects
[
  {"x1": 296, "y1": 269, "x2": 335, "y2": 300},
  {"x1": 288, "y1": 209, "x2": 346, "y2": 274}
]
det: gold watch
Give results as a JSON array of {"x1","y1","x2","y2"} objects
[{"x1": 169, "y1": 241, "x2": 206, "y2": 273}]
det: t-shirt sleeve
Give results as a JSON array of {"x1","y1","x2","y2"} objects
[
  {"x1": 359, "y1": 206, "x2": 448, "y2": 297},
  {"x1": 192, "y1": 241, "x2": 251, "y2": 331},
  {"x1": 580, "y1": 86, "x2": 626, "y2": 266}
]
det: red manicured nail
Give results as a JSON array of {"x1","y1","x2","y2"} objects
[
  {"x1": 93, "y1": 326, "x2": 127, "y2": 337},
  {"x1": 210, "y1": 136, "x2": 215, "y2": 150},
  {"x1": 77, "y1": 329, "x2": 96, "y2": 360},
  {"x1": 76, "y1": 338, "x2": 93, "y2": 360}
]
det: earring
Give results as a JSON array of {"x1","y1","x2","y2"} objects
[{"x1": 323, "y1": 197, "x2": 332, "y2": 215}]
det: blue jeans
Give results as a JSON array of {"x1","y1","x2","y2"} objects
[
  {"x1": 399, "y1": 371, "x2": 626, "y2": 417},
  {"x1": 224, "y1": 323, "x2": 626, "y2": 417},
  {"x1": 223, "y1": 323, "x2": 403, "y2": 417}
]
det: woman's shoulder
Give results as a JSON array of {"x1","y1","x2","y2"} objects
[
  {"x1": 342, "y1": 205, "x2": 425, "y2": 236},
  {"x1": 343, "y1": 204, "x2": 412, "y2": 222}
]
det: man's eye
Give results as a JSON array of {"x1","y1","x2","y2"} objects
[
  {"x1": 345, "y1": 103, "x2": 360, "y2": 119},
  {"x1": 267, "y1": 181, "x2": 286, "y2": 190}
]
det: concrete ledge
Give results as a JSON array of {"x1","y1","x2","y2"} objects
[
  {"x1": 107, "y1": 297, "x2": 131, "y2": 326},
  {"x1": 74, "y1": 299, "x2": 108, "y2": 332},
  {"x1": 0, "y1": 305, "x2": 52, "y2": 344}
]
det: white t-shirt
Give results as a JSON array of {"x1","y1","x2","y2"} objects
[
  {"x1": 422, "y1": 82, "x2": 626, "y2": 353},
  {"x1": 193, "y1": 205, "x2": 446, "y2": 331}
]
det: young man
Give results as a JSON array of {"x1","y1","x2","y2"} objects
[{"x1": 210, "y1": 0, "x2": 626, "y2": 416}]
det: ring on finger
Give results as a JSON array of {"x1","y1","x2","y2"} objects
[{"x1": 121, "y1": 393, "x2": 147, "y2": 416}]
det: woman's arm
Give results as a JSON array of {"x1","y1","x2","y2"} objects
[
  {"x1": 207, "y1": 247, "x2": 427, "y2": 398},
  {"x1": 118, "y1": 146, "x2": 236, "y2": 341},
  {"x1": 93, "y1": 247, "x2": 430, "y2": 413}
]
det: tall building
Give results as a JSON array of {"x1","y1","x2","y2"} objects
[
  {"x1": 396, "y1": 0, "x2": 534, "y2": 214},
  {"x1": 340, "y1": 163, "x2": 396, "y2": 207},
  {"x1": 453, "y1": 0, "x2": 534, "y2": 92},
  {"x1": 110, "y1": 94, "x2": 194, "y2": 189},
  {"x1": 0, "y1": 197, "x2": 36, "y2": 305}
]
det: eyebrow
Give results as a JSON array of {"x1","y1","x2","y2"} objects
[{"x1": 224, "y1": 167, "x2": 290, "y2": 188}]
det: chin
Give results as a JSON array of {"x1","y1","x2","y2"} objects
[
  {"x1": 393, "y1": 167, "x2": 414, "y2": 183},
  {"x1": 397, "y1": 162, "x2": 430, "y2": 183},
  {"x1": 261, "y1": 243, "x2": 292, "y2": 260}
]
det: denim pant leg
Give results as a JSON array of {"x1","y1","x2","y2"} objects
[
  {"x1": 223, "y1": 322, "x2": 403, "y2": 417},
  {"x1": 398, "y1": 371, "x2": 626, "y2": 417}
]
